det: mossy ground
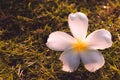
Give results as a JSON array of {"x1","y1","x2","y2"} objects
[{"x1": 0, "y1": 0, "x2": 120, "y2": 80}]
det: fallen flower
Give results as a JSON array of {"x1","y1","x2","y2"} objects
[{"x1": 46, "y1": 12, "x2": 112, "y2": 72}]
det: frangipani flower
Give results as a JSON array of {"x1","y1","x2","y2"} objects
[{"x1": 46, "y1": 12, "x2": 112, "y2": 72}]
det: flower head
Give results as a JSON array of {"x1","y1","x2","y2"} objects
[{"x1": 46, "y1": 12, "x2": 112, "y2": 72}]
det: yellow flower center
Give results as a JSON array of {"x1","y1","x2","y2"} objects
[{"x1": 72, "y1": 39, "x2": 88, "y2": 52}]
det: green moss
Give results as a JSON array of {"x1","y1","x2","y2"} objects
[{"x1": 0, "y1": 0, "x2": 120, "y2": 80}]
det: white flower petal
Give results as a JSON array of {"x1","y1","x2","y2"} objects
[
  {"x1": 68, "y1": 12, "x2": 88, "y2": 39},
  {"x1": 46, "y1": 31, "x2": 75, "y2": 51},
  {"x1": 59, "y1": 50, "x2": 80, "y2": 72},
  {"x1": 86, "y1": 29, "x2": 112, "y2": 50},
  {"x1": 80, "y1": 50, "x2": 105, "y2": 72}
]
